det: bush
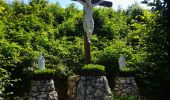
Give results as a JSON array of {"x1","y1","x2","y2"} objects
[
  {"x1": 78, "y1": 64, "x2": 105, "y2": 76},
  {"x1": 119, "y1": 67, "x2": 135, "y2": 77},
  {"x1": 111, "y1": 95, "x2": 138, "y2": 100},
  {"x1": 32, "y1": 69, "x2": 56, "y2": 80},
  {"x1": 91, "y1": 39, "x2": 134, "y2": 89},
  {"x1": 0, "y1": 68, "x2": 9, "y2": 98}
]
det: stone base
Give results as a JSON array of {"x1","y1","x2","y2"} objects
[
  {"x1": 28, "y1": 79, "x2": 58, "y2": 100},
  {"x1": 77, "y1": 76, "x2": 112, "y2": 100},
  {"x1": 114, "y1": 76, "x2": 139, "y2": 96},
  {"x1": 67, "y1": 76, "x2": 112, "y2": 100}
]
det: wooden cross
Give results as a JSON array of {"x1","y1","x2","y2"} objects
[
  {"x1": 72, "y1": 0, "x2": 112, "y2": 64},
  {"x1": 72, "y1": 0, "x2": 112, "y2": 7},
  {"x1": 81, "y1": 0, "x2": 112, "y2": 7}
]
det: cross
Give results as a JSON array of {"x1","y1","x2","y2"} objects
[
  {"x1": 80, "y1": 0, "x2": 112, "y2": 7},
  {"x1": 72, "y1": 0, "x2": 112, "y2": 64}
]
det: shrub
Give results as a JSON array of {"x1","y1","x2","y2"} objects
[
  {"x1": 0, "y1": 68, "x2": 9, "y2": 98},
  {"x1": 111, "y1": 95, "x2": 138, "y2": 100},
  {"x1": 94, "y1": 40, "x2": 133, "y2": 80},
  {"x1": 32, "y1": 69, "x2": 56, "y2": 80},
  {"x1": 78, "y1": 64, "x2": 105, "y2": 76},
  {"x1": 119, "y1": 67, "x2": 135, "y2": 77}
]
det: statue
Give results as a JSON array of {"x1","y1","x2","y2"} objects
[
  {"x1": 118, "y1": 54, "x2": 126, "y2": 69},
  {"x1": 72, "y1": 0, "x2": 112, "y2": 64},
  {"x1": 38, "y1": 52, "x2": 45, "y2": 69},
  {"x1": 72, "y1": 0, "x2": 110, "y2": 43}
]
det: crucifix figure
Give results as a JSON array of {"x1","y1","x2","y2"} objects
[
  {"x1": 72, "y1": 0, "x2": 112, "y2": 64},
  {"x1": 73, "y1": 0, "x2": 112, "y2": 43}
]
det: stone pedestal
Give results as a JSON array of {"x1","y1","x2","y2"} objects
[
  {"x1": 77, "y1": 76, "x2": 112, "y2": 100},
  {"x1": 113, "y1": 76, "x2": 138, "y2": 96},
  {"x1": 28, "y1": 79, "x2": 58, "y2": 100}
]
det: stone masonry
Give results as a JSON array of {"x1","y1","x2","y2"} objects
[
  {"x1": 28, "y1": 79, "x2": 58, "y2": 100},
  {"x1": 67, "y1": 76, "x2": 112, "y2": 100},
  {"x1": 113, "y1": 76, "x2": 139, "y2": 96}
]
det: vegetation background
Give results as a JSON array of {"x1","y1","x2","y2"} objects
[{"x1": 0, "y1": 0, "x2": 169, "y2": 99}]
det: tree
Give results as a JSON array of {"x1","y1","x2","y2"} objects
[{"x1": 126, "y1": 0, "x2": 170, "y2": 98}]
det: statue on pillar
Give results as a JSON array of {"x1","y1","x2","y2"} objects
[
  {"x1": 38, "y1": 52, "x2": 45, "y2": 69},
  {"x1": 118, "y1": 54, "x2": 126, "y2": 70}
]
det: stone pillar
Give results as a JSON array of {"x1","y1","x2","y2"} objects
[
  {"x1": 77, "y1": 76, "x2": 112, "y2": 100},
  {"x1": 67, "y1": 75, "x2": 80, "y2": 100},
  {"x1": 113, "y1": 76, "x2": 139, "y2": 96},
  {"x1": 28, "y1": 79, "x2": 58, "y2": 100}
]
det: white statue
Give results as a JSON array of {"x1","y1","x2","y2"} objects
[
  {"x1": 118, "y1": 54, "x2": 126, "y2": 69},
  {"x1": 74, "y1": 0, "x2": 104, "y2": 43},
  {"x1": 38, "y1": 52, "x2": 45, "y2": 69}
]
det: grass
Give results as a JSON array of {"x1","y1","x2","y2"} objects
[{"x1": 79, "y1": 64, "x2": 106, "y2": 76}]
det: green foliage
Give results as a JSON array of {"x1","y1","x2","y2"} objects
[
  {"x1": 126, "y1": 3, "x2": 169, "y2": 98},
  {"x1": 82, "y1": 64, "x2": 105, "y2": 71},
  {"x1": 0, "y1": 21, "x2": 4, "y2": 39},
  {"x1": 0, "y1": 40, "x2": 22, "y2": 67},
  {"x1": 0, "y1": 67, "x2": 19, "y2": 99},
  {"x1": 33, "y1": 69, "x2": 56, "y2": 80},
  {"x1": 119, "y1": 67, "x2": 135, "y2": 77},
  {"x1": 0, "y1": 68, "x2": 9, "y2": 97},
  {"x1": 93, "y1": 8, "x2": 128, "y2": 39},
  {"x1": 93, "y1": 39, "x2": 133, "y2": 85},
  {"x1": 33, "y1": 69, "x2": 55, "y2": 75},
  {"x1": 120, "y1": 67, "x2": 131, "y2": 72},
  {"x1": 0, "y1": 0, "x2": 8, "y2": 15},
  {"x1": 111, "y1": 95, "x2": 138, "y2": 100},
  {"x1": 79, "y1": 64, "x2": 105, "y2": 76},
  {"x1": 55, "y1": 64, "x2": 73, "y2": 76}
]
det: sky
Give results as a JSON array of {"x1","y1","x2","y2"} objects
[{"x1": 5, "y1": 0, "x2": 151, "y2": 10}]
